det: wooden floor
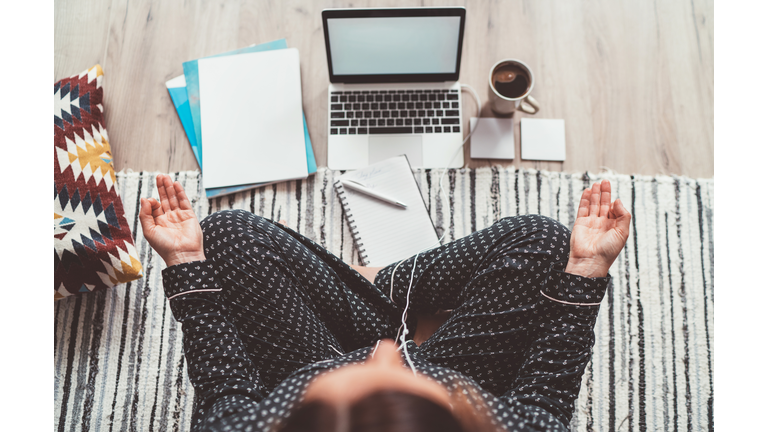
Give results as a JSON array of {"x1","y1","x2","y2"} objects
[{"x1": 54, "y1": 0, "x2": 713, "y2": 179}]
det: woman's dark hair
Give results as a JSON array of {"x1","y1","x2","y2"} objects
[{"x1": 278, "y1": 390, "x2": 467, "y2": 432}]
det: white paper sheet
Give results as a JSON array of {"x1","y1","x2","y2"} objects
[
  {"x1": 198, "y1": 48, "x2": 308, "y2": 189},
  {"x1": 469, "y1": 117, "x2": 515, "y2": 159},
  {"x1": 520, "y1": 118, "x2": 566, "y2": 161}
]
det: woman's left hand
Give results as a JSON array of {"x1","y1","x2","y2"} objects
[{"x1": 565, "y1": 180, "x2": 631, "y2": 278}]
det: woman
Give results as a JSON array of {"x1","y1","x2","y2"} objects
[{"x1": 139, "y1": 174, "x2": 630, "y2": 432}]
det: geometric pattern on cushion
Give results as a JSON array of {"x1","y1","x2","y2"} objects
[{"x1": 54, "y1": 65, "x2": 143, "y2": 300}]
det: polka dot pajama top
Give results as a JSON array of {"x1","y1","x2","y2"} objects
[{"x1": 162, "y1": 209, "x2": 610, "y2": 431}]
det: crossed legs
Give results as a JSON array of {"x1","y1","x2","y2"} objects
[{"x1": 200, "y1": 210, "x2": 570, "y2": 396}]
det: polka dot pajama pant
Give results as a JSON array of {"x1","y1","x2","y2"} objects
[{"x1": 199, "y1": 209, "x2": 572, "y2": 398}]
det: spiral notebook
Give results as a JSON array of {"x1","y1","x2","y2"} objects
[{"x1": 334, "y1": 155, "x2": 440, "y2": 267}]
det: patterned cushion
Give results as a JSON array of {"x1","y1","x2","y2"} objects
[{"x1": 54, "y1": 65, "x2": 143, "y2": 300}]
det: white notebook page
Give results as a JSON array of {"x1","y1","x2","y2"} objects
[{"x1": 336, "y1": 155, "x2": 440, "y2": 267}]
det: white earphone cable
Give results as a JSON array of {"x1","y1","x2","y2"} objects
[{"x1": 390, "y1": 84, "x2": 482, "y2": 375}]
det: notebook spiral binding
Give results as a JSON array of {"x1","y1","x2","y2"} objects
[{"x1": 334, "y1": 179, "x2": 370, "y2": 265}]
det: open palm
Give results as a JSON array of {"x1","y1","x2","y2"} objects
[
  {"x1": 139, "y1": 174, "x2": 206, "y2": 267},
  {"x1": 566, "y1": 180, "x2": 631, "y2": 278}
]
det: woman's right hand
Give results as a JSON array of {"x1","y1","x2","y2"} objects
[{"x1": 138, "y1": 174, "x2": 206, "y2": 267}]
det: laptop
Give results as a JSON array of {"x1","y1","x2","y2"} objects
[{"x1": 322, "y1": 7, "x2": 466, "y2": 170}]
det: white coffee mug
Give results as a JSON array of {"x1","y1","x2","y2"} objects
[{"x1": 488, "y1": 59, "x2": 540, "y2": 115}]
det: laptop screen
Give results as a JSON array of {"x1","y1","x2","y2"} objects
[{"x1": 322, "y1": 8, "x2": 465, "y2": 83}]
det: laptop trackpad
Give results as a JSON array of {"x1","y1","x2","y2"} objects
[{"x1": 368, "y1": 135, "x2": 423, "y2": 166}]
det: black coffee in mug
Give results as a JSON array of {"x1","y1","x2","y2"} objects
[
  {"x1": 492, "y1": 64, "x2": 530, "y2": 98},
  {"x1": 489, "y1": 59, "x2": 539, "y2": 115}
]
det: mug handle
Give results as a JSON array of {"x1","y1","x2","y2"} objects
[{"x1": 519, "y1": 95, "x2": 540, "y2": 114}]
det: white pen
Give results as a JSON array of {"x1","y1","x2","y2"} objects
[{"x1": 340, "y1": 180, "x2": 408, "y2": 209}]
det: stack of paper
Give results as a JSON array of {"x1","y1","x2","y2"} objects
[{"x1": 166, "y1": 39, "x2": 317, "y2": 198}]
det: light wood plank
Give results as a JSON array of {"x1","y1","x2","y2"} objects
[
  {"x1": 54, "y1": 0, "x2": 714, "y2": 178},
  {"x1": 101, "y1": 0, "x2": 245, "y2": 172},
  {"x1": 54, "y1": 0, "x2": 113, "y2": 81}
]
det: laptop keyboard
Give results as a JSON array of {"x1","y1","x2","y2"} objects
[{"x1": 329, "y1": 89, "x2": 461, "y2": 135}]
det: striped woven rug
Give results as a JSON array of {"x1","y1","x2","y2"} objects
[{"x1": 54, "y1": 168, "x2": 714, "y2": 432}]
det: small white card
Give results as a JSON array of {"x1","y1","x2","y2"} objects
[
  {"x1": 469, "y1": 117, "x2": 515, "y2": 160},
  {"x1": 521, "y1": 118, "x2": 566, "y2": 161}
]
